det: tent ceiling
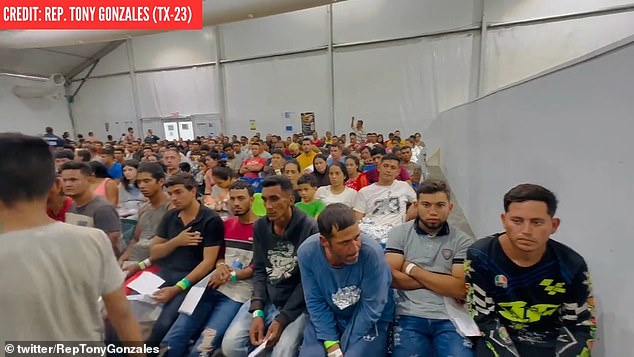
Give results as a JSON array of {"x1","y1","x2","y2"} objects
[{"x1": 0, "y1": 0, "x2": 344, "y2": 77}]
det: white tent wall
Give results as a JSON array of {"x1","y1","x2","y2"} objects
[
  {"x1": 0, "y1": 77, "x2": 71, "y2": 135},
  {"x1": 425, "y1": 39, "x2": 634, "y2": 356},
  {"x1": 483, "y1": 10, "x2": 634, "y2": 93},
  {"x1": 65, "y1": 0, "x2": 634, "y2": 140}
]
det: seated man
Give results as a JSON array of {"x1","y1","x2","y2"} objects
[
  {"x1": 466, "y1": 184, "x2": 596, "y2": 356},
  {"x1": 298, "y1": 204, "x2": 394, "y2": 357},
  {"x1": 386, "y1": 180, "x2": 474, "y2": 357},
  {"x1": 222, "y1": 176, "x2": 318, "y2": 357},
  {"x1": 353, "y1": 154, "x2": 417, "y2": 227},
  {"x1": 162, "y1": 181, "x2": 258, "y2": 356},
  {"x1": 146, "y1": 173, "x2": 225, "y2": 347},
  {"x1": 117, "y1": 162, "x2": 171, "y2": 273}
]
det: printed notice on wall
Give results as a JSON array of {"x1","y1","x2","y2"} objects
[{"x1": 0, "y1": 0, "x2": 202, "y2": 30}]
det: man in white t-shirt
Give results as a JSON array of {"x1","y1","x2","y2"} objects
[
  {"x1": 353, "y1": 153, "x2": 417, "y2": 226},
  {"x1": 0, "y1": 133, "x2": 144, "y2": 347}
]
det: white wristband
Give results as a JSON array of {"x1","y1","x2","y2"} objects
[
  {"x1": 405, "y1": 263, "x2": 416, "y2": 276},
  {"x1": 327, "y1": 348, "x2": 343, "y2": 357}
]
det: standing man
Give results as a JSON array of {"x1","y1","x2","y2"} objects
[
  {"x1": 350, "y1": 117, "x2": 366, "y2": 142},
  {"x1": 0, "y1": 133, "x2": 143, "y2": 346},
  {"x1": 239, "y1": 142, "x2": 267, "y2": 179},
  {"x1": 60, "y1": 161, "x2": 122, "y2": 255},
  {"x1": 101, "y1": 147, "x2": 124, "y2": 180},
  {"x1": 385, "y1": 180, "x2": 474, "y2": 357},
  {"x1": 299, "y1": 204, "x2": 394, "y2": 357},
  {"x1": 297, "y1": 138, "x2": 317, "y2": 172},
  {"x1": 466, "y1": 184, "x2": 596, "y2": 356},
  {"x1": 42, "y1": 126, "x2": 65, "y2": 147},
  {"x1": 145, "y1": 172, "x2": 225, "y2": 347},
  {"x1": 222, "y1": 176, "x2": 318, "y2": 357},
  {"x1": 163, "y1": 148, "x2": 182, "y2": 178}
]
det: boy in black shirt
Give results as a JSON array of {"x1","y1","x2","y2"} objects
[
  {"x1": 147, "y1": 173, "x2": 224, "y2": 347},
  {"x1": 466, "y1": 184, "x2": 595, "y2": 356}
]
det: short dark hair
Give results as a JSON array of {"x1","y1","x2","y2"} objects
[
  {"x1": 317, "y1": 203, "x2": 357, "y2": 240},
  {"x1": 371, "y1": 147, "x2": 386, "y2": 156},
  {"x1": 345, "y1": 155, "x2": 361, "y2": 172},
  {"x1": 417, "y1": 179, "x2": 451, "y2": 201},
  {"x1": 55, "y1": 149, "x2": 74, "y2": 160},
  {"x1": 88, "y1": 161, "x2": 111, "y2": 178},
  {"x1": 76, "y1": 149, "x2": 91, "y2": 162},
  {"x1": 301, "y1": 137, "x2": 311, "y2": 144},
  {"x1": 230, "y1": 180, "x2": 254, "y2": 197},
  {"x1": 179, "y1": 162, "x2": 191, "y2": 173},
  {"x1": 101, "y1": 147, "x2": 114, "y2": 157},
  {"x1": 297, "y1": 173, "x2": 317, "y2": 187},
  {"x1": 223, "y1": 143, "x2": 233, "y2": 151},
  {"x1": 0, "y1": 133, "x2": 56, "y2": 206},
  {"x1": 212, "y1": 166, "x2": 237, "y2": 181},
  {"x1": 137, "y1": 162, "x2": 165, "y2": 181},
  {"x1": 284, "y1": 160, "x2": 301, "y2": 173},
  {"x1": 271, "y1": 150, "x2": 285, "y2": 157},
  {"x1": 60, "y1": 161, "x2": 93, "y2": 176},
  {"x1": 504, "y1": 184, "x2": 558, "y2": 217},
  {"x1": 261, "y1": 175, "x2": 293, "y2": 194},
  {"x1": 380, "y1": 153, "x2": 400, "y2": 163},
  {"x1": 165, "y1": 172, "x2": 197, "y2": 191}
]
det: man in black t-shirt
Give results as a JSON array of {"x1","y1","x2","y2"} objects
[
  {"x1": 466, "y1": 184, "x2": 596, "y2": 357},
  {"x1": 147, "y1": 173, "x2": 225, "y2": 347}
]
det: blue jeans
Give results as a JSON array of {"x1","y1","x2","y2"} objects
[
  {"x1": 221, "y1": 300, "x2": 308, "y2": 357},
  {"x1": 391, "y1": 316, "x2": 473, "y2": 357},
  {"x1": 299, "y1": 318, "x2": 390, "y2": 357},
  {"x1": 162, "y1": 289, "x2": 243, "y2": 357}
]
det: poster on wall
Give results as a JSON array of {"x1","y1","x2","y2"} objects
[
  {"x1": 283, "y1": 112, "x2": 298, "y2": 133},
  {"x1": 301, "y1": 112, "x2": 315, "y2": 136},
  {"x1": 249, "y1": 119, "x2": 257, "y2": 131}
]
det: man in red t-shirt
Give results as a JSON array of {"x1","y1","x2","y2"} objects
[
  {"x1": 46, "y1": 177, "x2": 74, "y2": 222},
  {"x1": 239, "y1": 142, "x2": 267, "y2": 179}
]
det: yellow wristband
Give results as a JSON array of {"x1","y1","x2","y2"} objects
[{"x1": 323, "y1": 340, "x2": 339, "y2": 349}]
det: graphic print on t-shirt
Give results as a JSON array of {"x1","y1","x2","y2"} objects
[
  {"x1": 371, "y1": 197, "x2": 400, "y2": 216},
  {"x1": 266, "y1": 241, "x2": 297, "y2": 284},
  {"x1": 331, "y1": 285, "x2": 361, "y2": 310}
]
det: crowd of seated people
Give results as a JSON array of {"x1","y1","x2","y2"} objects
[{"x1": 0, "y1": 126, "x2": 595, "y2": 357}]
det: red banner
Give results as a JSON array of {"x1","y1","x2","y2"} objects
[{"x1": 1, "y1": 0, "x2": 202, "y2": 30}]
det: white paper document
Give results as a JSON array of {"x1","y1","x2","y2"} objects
[
  {"x1": 178, "y1": 273, "x2": 212, "y2": 315},
  {"x1": 126, "y1": 271, "x2": 165, "y2": 295},
  {"x1": 247, "y1": 338, "x2": 269, "y2": 357},
  {"x1": 444, "y1": 297, "x2": 481, "y2": 337}
]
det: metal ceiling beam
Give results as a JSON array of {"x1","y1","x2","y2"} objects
[{"x1": 65, "y1": 40, "x2": 125, "y2": 80}]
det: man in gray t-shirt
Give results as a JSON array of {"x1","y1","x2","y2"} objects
[
  {"x1": 0, "y1": 133, "x2": 142, "y2": 344},
  {"x1": 385, "y1": 180, "x2": 474, "y2": 357},
  {"x1": 61, "y1": 161, "x2": 122, "y2": 255}
]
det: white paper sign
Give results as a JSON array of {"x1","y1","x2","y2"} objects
[
  {"x1": 444, "y1": 297, "x2": 481, "y2": 337},
  {"x1": 177, "y1": 273, "x2": 212, "y2": 315},
  {"x1": 126, "y1": 271, "x2": 165, "y2": 295}
]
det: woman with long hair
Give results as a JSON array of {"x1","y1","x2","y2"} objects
[
  {"x1": 118, "y1": 159, "x2": 145, "y2": 210},
  {"x1": 315, "y1": 162, "x2": 356, "y2": 207},
  {"x1": 310, "y1": 154, "x2": 330, "y2": 187},
  {"x1": 88, "y1": 161, "x2": 119, "y2": 206},
  {"x1": 345, "y1": 156, "x2": 370, "y2": 191},
  {"x1": 208, "y1": 165, "x2": 238, "y2": 219}
]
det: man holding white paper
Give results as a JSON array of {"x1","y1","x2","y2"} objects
[
  {"x1": 145, "y1": 173, "x2": 225, "y2": 349},
  {"x1": 162, "y1": 181, "x2": 257, "y2": 356},
  {"x1": 385, "y1": 179, "x2": 474, "y2": 357}
]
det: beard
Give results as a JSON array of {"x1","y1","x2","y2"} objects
[{"x1": 421, "y1": 218, "x2": 444, "y2": 230}]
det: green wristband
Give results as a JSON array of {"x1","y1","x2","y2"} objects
[
  {"x1": 324, "y1": 340, "x2": 339, "y2": 349},
  {"x1": 252, "y1": 309, "x2": 264, "y2": 318}
]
